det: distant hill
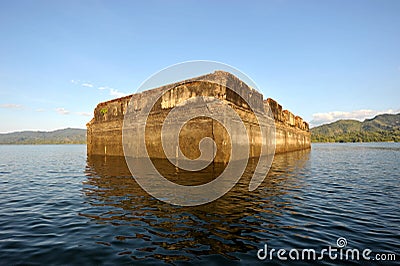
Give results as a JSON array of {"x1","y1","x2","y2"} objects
[
  {"x1": 311, "y1": 113, "x2": 400, "y2": 142},
  {"x1": 0, "y1": 128, "x2": 86, "y2": 144}
]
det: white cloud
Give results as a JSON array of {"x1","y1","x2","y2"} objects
[
  {"x1": 35, "y1": 108, "x2": 45, "y2": 112},
  {"x1": 310, "y1": 108, "x2": 400, "y2": 127},
  {"x1": 76, "y1": 112, "x2": 91, "y2": 117},
  {"x1": 109, "y1": 88, "x2": 127, "y2": 98},
  {"x1": 98, "y1": 85, "x2": 128, "y2": 97},
  {"x1": 0, "y1": 104, "x2": 23, "y2": 109},
  {"x1": 55, "y1": 107, "x2": 70, "y2": 115},
  {"x1": 74, "y1": 79, "x2": 128, "y2": 98},
  {"x1": 82, "y1": 83, "x2": 94, "y2": 88}
]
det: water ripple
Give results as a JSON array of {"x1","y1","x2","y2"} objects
[{"x1": 0, "y1": 144, "x2": 399, "y2": 264}]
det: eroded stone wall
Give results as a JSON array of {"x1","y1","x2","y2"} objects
[
  {"x1": 87, "y1": 71, "x2": 310, "y2": 160},
  {"x1": 265, "y1": 98, "x2": 310, "y2": 153}
]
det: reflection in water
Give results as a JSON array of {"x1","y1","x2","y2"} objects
[{"x1": 82, "y1": 150, "x2": 310, "y2": 264}]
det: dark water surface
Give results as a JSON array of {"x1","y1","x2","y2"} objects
[{"x1": 0, "y1": 143, "x2": 399, "y2": 265}]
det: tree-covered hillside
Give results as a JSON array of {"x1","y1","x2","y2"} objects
[
  {"x1": 0, "y1": 128, "x2": 86, "y2": 144},
  {"x1": 311, "y1": 113, "x2": 400, "y2": 142}
]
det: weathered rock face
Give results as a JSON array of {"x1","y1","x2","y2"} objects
[
  {"x1": 265, "y1": 98, "x2": 310, "y2": 153},
  {"x1": 87, "y1": 71, "x2": 310, "y2": 161}
]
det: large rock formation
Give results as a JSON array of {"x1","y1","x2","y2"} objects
[
  {"x1": 265, "y1": 98, "x2": 310, "y2": 153},
  {"x1": 87, "y1": 71, "x2": 310, "y2": 161}
]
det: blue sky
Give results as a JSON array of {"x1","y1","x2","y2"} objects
[{"x1": 0, "y1": 0, "x2": 399, "y2": 132}]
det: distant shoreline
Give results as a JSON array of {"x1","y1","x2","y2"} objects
[
  {"x1": 0, "y1": 142, "x2": 86, "y2": 145},
  {"x1": 0, "y1": 128, "x2": 86, "y2": 145}
]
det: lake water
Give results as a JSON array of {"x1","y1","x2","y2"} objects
[{"x1": 0, "y1": 143, "x2": 399, "y2": 265}]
